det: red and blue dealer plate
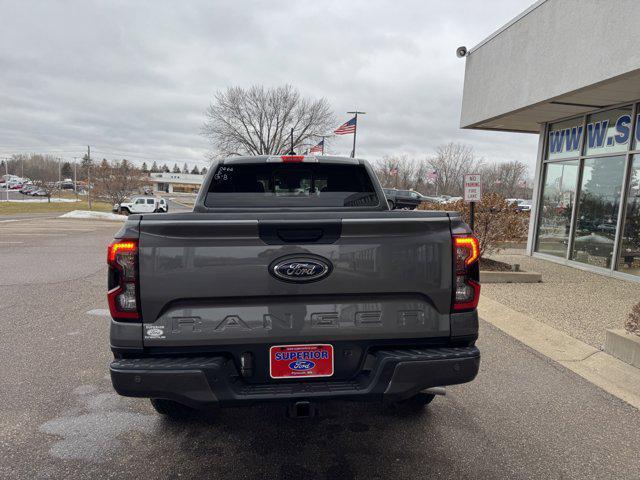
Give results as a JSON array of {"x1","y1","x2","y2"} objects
[{"x1": 269, "y1": 344, "x2": 334, "y2": 379}]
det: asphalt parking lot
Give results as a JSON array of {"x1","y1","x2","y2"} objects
[{"x1": 1, "y1": 216, "x2": 639, "y2": 479}]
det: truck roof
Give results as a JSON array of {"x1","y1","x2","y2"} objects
[{"x1": 222, "y1": 155, "x2": 360, "y2": 165}]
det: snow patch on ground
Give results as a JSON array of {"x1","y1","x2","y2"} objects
[
  {"x1": 59, "y1": 210, "x2": 125, "y2": 221},
  {"x1": 7, "y1": 198, "x2": 80, "y2": 203}
]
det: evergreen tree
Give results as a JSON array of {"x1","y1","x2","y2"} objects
[
  {"x1": 162, "y1": 164, "x2": 170, "y2": 173},
  {"x1": 61, "y1": 162, "x2": 73, "y2": 179},
  {"x1": 172, "y1": 163, "x2": 181, "y2": 173},
  {"x1": 80, "y1": 153, "x2": 93, "y2": 181},
  {"x1": 190, "y1": 165, "x2": 200, "y2": 175},
  {"x1": 150, "y1": 161, "x2": 159, "y2": 173},
  {"x1": 141, "y1": 162, "x2": 149, "y2": 173},
  {"x1": 201, "y1": 166, "x2": 208, "y2": 175},
  {"x1": 182, "y1": 162, "x2": 189, "y2": 174}
]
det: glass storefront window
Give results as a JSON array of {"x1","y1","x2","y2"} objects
[
  {"x1": 570, "y1": 156, "x2": 626, "y2": 268},
  {"x1": 547, "y1": 117, "x2": 583, "y2": 160},
  {"x1": 584, "y1": 106, "x2": 633, "y2": 156},
  {"x1": 535, "y1": 160, "x2": 579, "y2": 257},
  {"x1": 617, "y1": 155, "x2": 640, "y2": 276}
]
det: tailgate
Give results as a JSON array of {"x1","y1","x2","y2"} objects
[{"x1": 138, "y1": 214, "x2": 452, "y2": 347}]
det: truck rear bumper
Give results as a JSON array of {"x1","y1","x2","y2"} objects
[{"x1": 110, "y1": 346, "x2": 480, "y2": 408}]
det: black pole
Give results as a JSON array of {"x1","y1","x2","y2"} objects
[
  {"x1": 351, "y1": 114, "x2": 357, "y2": 158},
  {"x1": 290, "y1": 128, "x2": 294, "y2": 154},
  {"x1": 470, "y1": 201, "x2": 476, "y2": 231},
  {"x1": 347, "y1": 110, "x2": 366, "y2": 158}
]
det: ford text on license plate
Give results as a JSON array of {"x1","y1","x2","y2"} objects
[{"x1": 269, "y1": 344, "x2": 334, "y2": 379}]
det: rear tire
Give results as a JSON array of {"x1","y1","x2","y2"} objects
[{"x1": 150, "y1": 398, "x2": 195, "y2": 419}]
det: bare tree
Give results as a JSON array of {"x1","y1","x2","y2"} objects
[
  {"x1": 480, "y1": 160, "x2": 529, "y2": 198},
  {"x1": 93, "y1": 159, "x2": 146, "y2": 208},
  {"x1": 427, "y1": 143, "x2": 483, "y2": 196},
  {"x1": 203, "y1": 85, "x2": 335, "y2": 157},
  {"x1": 373, "y1": 155, "x2": 428, "y2": 191}
]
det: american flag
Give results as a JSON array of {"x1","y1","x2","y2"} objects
[
  {"x1": 334, "y1": 117, "x2": 357, "y2": 135},
  {"x1": 310, "y1": 139, "x2": 324, "y2": 154}
]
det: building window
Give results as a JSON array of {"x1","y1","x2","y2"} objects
[
  {"x1": 535, "y1": 161, "x2": 579, "y2": 257},
  {"x1": 547, "y1": 117, "x2": 583, "y2": 160},
  {"x1": 617, "y1": 155, "x2": 640, "y2": 276},
  {"x1": 570, "y1": 155, "x2": 626, "y2": 268},
  {"x1": 584, "y1": 106, "x2": 633, "y2": 156},
  {"x1": 172, "y1": 183, "x2": 199, "y2": 193}
]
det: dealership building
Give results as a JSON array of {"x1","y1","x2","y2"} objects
[
  {"x1": 149, "y1": 172, "x2": 203, "y2": 194},
  {"x1": 461, "y1": 0, "x2": 640, "y2": 281}
]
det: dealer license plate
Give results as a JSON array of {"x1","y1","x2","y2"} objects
[{"x1": 269, "y1": 344, "x2": 334, "y2": 379}]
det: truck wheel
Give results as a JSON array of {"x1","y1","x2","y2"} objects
[
  {"x1": 120, "y1": 208, "x2": 130, "y2": 216},
  {"x1": 150, "y1": 399, "x2": 194, "y2": 419}
]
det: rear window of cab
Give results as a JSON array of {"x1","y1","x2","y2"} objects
[{"x1": 205, "y1": 163, "x2": 380, "y2": 208}]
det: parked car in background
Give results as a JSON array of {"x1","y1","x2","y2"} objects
[
  {"x1": 506, "y1": 199, "x2": 532, "y2": 212},
  {"x1": 382, "y1": 188, "x2": 424, "y2": 209},
  {"x1": 421, "y1": 195, "x2": 444, "y2": 204},
  {"x1": 113, "y1": 196, "x2": 168, "y2": 214},
  {"x1": 19, "y1": 185, "x2": 38, "y2": 194},
  {"x1": 517, "y1": 201, "x2": 532, "y2": 212}
]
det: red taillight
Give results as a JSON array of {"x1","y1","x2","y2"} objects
[
  {"x1": 280, "y1": 155, "x2": 305, "y2": 162},
  {"x1": 453, "y1": 235, "x2": 480, "y2": 311},
  {"x1": 107, "y1": 240, "x2": 136, "y2": 263},
  {"x1": 107, "y1": 239, "x2": 140, "y2": 320}
]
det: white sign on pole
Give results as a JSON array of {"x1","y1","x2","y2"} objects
[{"x1": 464, "y1": 174, "x2": 482, "y2": 202}]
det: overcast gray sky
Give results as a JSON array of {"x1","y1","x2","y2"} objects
[{"x1": 0, "y1": 0, "x2": 538, "y2": 170}]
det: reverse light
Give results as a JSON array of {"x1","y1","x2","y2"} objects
[
  {"x1": 107, "y1": 239, "x2": 140, "y2": 320},
  {"x1": 452, "y1": 234, "x2": 481, "y2": 311}
]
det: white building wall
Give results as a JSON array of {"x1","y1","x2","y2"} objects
[{"x1": 461, "y1": 0, "x2": 640, "y2": 129}]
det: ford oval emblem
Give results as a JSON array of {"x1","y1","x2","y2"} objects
[
  {"x1": 270, "y1": 256, "x2": 332, "y2": 283},
  {"x1": 289, "y1": 360, "x2": 315, "y2": 371}
]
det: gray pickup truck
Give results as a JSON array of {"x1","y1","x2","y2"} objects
[{"x1": 108, "y1": 155, "x2": 480, "y2": 418}]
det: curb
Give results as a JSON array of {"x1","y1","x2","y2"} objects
[
  {"x1": 605, "y1": 329, "x2": 640, "y2": 369},
  {"x1": 478, "y1": 296, "x2": 640, "y2": 410}
]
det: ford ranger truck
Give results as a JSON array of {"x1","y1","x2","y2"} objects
[{"x1": 108, "y1": 155, "x2": 480, "y2": 418}]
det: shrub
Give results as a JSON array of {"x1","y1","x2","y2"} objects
[
  {"x1": 626, "y1": 302, "x2": 640, "y2": 336},
  {"x1": 418, "y1": 193, "x2": 528, "y2": 257}
]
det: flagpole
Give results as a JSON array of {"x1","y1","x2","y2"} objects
[
  {"x1": 320, "y1": 135, "x2": 328, "y2": 155},
  {"x1": 347, "y1": 110, "x2": 366, "y2": 158}
]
